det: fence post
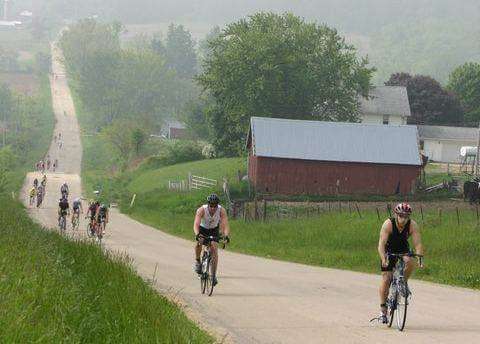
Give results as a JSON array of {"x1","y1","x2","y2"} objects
[
  {"x1": 376, "y1": 207, "x2": 380, "y2": 221},
  {"x1": 243, "y1": 203, "x2": 247, "y2": 222},
  {"x1": 130, "y1": 194, "x2": 137, "y2": 207},
  {"x1": 328, "y1": 202, "x2": 331, "y2": 212},
  {"x1": 420, "y1": 205, "x2": 424, "y2": 223},
  {"x1": 254, "y1": 198, "x2": 259, "y2": 221},
  {"x1": 355, "y1": 202, "x2": 362, "y2": 218},
  {"x1": 188, "y1": 173, "x2": 192, "y2": 190},
  {"x1": 456, "y1": 207, "x2": 460, "y2": 225},
  {"x1": 348, "y1": 202, "x2": 352, "y2": 214},
  {"x1": 263, "y1": 200, "x2": 267, "y2": 222},
  {"x1": 338, "y1": 202, "x2": 342, "y2": 213},
  {"x1": 439, "y1": 208, "x2": 442, "y2": 225},
  {"x1": 386, "y1": 203, "x2": 392, "y2": 217}
]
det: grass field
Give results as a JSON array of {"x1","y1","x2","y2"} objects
[{"x1": 0, "y1": 199, "x2": 213, "y2": 343}]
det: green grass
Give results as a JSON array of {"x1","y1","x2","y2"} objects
[
  {"x1": 127, "y1": 157, "x2": 246, "y2": 194},
  {"x1": 125, "y1": 202, "x2": 480, "y2": 290},
  {"x1": 0, "y1": 199, "x2": 213, "y2": 343}
]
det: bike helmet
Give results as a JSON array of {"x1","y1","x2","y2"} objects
[
  {"x1": 394, "y1": 202, "x2": 412, "y2": 216},
  {"x1": 207, "y1": 193, "x2": 219, "y2": 205}
]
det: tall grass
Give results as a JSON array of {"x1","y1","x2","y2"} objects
[{"x1": 0, "y1": 199, "x2": 213, "y2": 343}]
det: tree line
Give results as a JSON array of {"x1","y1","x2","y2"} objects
[{"x1": 59, "y1": 13, "x2": 480, "y2": 161}]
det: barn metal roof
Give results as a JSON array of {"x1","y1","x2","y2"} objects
[
  {"x1": 417, "y1": 125, "x2": 478, "y2": 142},
  {"x1": 248, "y1": 117, "x2": 421, "y2": 166},
  {"x1": 359, "y1": 86, "x2": 411, "y2": 117}
]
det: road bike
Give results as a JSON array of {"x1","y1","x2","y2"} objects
[
  {"x1": 86, "y1": 218, "x2": 96, "y2": 238},
  {"x1": 71, "y1": 211, "x2": 80, "y2": 230},
  {"x1": 29, "y1": 191, "x2": 36, "y2": 206},
  {"x1": 386, "y1": 252, "x2": 423, "y2": 331},
  {"x1": 58, "y1": 212, "x2": 67, "y2": 232},
  {"x1": 198, "y1": 235, "x2": 227, "y2": 296}
]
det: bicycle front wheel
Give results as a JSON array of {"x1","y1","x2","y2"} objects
[
  {"x1": 201, "y1": 255, "x2": 209, "y2": 294},
  {"x1": 387, "y1": 288, "x2": 396, "y2": 328},
  {"x1": 396, "y1": 284, "x2": 408, "y2": 331}
]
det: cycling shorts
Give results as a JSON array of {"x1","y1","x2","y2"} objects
[
  {"x1": 380, "y1": 252, "x2": 409, "y2": 272},
  {"x1": 199, "y1": 225, "x2": 220, "y2": 243}
]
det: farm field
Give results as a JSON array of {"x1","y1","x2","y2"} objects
[{"x1": 0, "y1": 72, "x2": 40, "y2": 95}]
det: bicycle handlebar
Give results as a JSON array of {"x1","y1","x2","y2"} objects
[{"x1": 197, "y1": 234, "x2": 229, "y2": 249}]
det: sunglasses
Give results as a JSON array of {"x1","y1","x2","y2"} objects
[
  {"x1": 398, "y1": 214, "x2": 410, "y2": 219},
  {"x1": 208, "y1": 204, "x2": 218, "y2": 209}
]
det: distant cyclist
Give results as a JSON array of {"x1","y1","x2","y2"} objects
[
  {"x1": 41, "y1": 174, "x2": 47, "y2": 187},
  {"x1": 95, "y1": 203, "x2": 109, "y2": 236},
  {"x1": 60, "y1": 182, "x2": 69, "y2": 198},
  {"x1": 36, "y1": 185, "x2": 44, "y2": 207},
  {"x1": 86, "y1": 200, "x2": 100, "y2": 234},
  {"x1": 377, "y1": 202, "x2": 424, "y2": 323},
  {"x1": 71, "y1": 197, "x2": 83, "y2": 226},
  {"x1": 29, "y1": 187, "x2": 36, "y2": 206},
  {"x1": 58, "y1": 196, "x2": 70, "y2": 226},
  {"x1": 193, "y1": 193, "x2": 230, "y2": 286},
  {"x1": 33, "y1": 178, "x2": 39, "y2": 189}
]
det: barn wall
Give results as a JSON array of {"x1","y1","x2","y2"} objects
[{"x1": 250, "y1": 156, "x2": 420, "y2": 195}]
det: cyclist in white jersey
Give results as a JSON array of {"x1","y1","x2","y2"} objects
[{"x1": 193, "y1": 193, "x2": 230, "y2": 285}]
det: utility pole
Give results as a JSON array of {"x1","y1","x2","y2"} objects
[{"x1": 476, "y1": 122, "x2": 480, "y2": 177}]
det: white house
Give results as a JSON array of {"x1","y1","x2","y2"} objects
[
  {"x1": 417, "y1": 125, "x2": 478, "y2": 163},
  {"x1": 359, "y1": 86, "x2": 411, "y2": 125}
]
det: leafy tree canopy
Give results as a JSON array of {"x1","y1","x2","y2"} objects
[
  {"x1": 198, "y1": 12, "x2": 375, "y2": 155},
  {"x1": 447, "y1": 62, "x2": 480, "y2": 125},
  {"x1": 165, "y1": 24, "x2": 197, "y2": 80},
  {"x1": 386, "y1": 73, "x2": 464, "y2": 126}
]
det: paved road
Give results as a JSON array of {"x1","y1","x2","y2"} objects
[{"x1": 21, "y1": 42, "x2": 480, "y2": 344}]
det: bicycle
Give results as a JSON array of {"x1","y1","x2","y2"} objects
[
  {"x1": 385, "y1": 252, "x2": 423, "y2": 331},
  {"x1": 29, "y1": 191, "x2": 36, "y2": 206},
  {"x1": 58, "y1": 212, "x2": 67, "y2": 232},
  {"x1": 86, "y1": 218, "x2": 96, "y2": 238},
  {"x1": 71, "y1": 211, "x2": 80, "y2": 230},
  {"x1": 198, "y1": 235, "x2": 227, "y2": 296}
]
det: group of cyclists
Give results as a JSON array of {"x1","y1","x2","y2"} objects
[
  {"x1": 56, "y1": 182, "x2": 109, "y2": 238},
  {"x1": 192, "y1": 194, "x2": 424, "y2": 316},
  {"x1": 29, "y1": 175, "x2": 47, "y2": 207}
]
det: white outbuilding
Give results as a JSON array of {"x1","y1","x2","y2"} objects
[{"x1": 417, "y1": 125, "x2": 478, "y2": 163}]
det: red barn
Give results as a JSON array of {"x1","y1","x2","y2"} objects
[{"x1": 246, "y1": 117, "x2": 422, "y2": 195}]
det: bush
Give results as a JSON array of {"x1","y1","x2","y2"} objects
[{"x1": 141, "y1": 140, "x2": 204, "y2": 170}]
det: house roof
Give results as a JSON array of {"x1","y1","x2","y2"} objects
[
  {"x1": 247, "y1": 117, "x2": 421, "y2": 166},
  {"x1": 417, "y1": 125, "x2": 478, "y2": 142},
  {"x1": 359, "y1": 86, "x2": 411, "y2": 117}
]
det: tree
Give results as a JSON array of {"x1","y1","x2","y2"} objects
[
  {"x1": 131, "y1": 128, "x2": 146, "y2": 155},
  {"x1": 165, "y1": 24, "x2": 197, "y2": 80},
  {"x1": 447, "y1": 62, "x2": 480, "y2": 125},
  {"x1": 197, "y1": 12, "x2": 374, "y2": 155},
  {"x1": 385, "y1": 73, "x2": 464, "y2": 125}
]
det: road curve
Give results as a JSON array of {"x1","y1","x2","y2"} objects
[{"x1": 21, "y1": 42, "x2": 480, "y2": 344}]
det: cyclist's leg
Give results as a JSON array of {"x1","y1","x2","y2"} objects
[{"x1": 403, "y1": 256, "x2": 416, "y2": 280}]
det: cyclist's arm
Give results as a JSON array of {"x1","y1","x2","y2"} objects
[
  {"x1": 409, "y1": 220, "x2": 423, "y2": 257},
  {"x1": 193, "y1": 207, "x2": 204, "y2": 236},
  {"x1": 378, "y1": 219, "x2": 391, "y2": 265},
  {"x1": 220, "y1": 208, "x2": 230, "y2": 237}
]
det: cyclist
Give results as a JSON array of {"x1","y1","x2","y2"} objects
[
  {"x1": 95, "y1": 203, "x2": 109, "y2": 236},
  {"x1": 58, "y1": 196, "x2": 70, "y2": 227},
  {"x1": 193, "y1": 193, "x2": 230, "y2": 286},
  {"x1": 29, "y1": 187, "x2": 36, "y2": 206},
  {"x1": 60, "y1": 182, "x2": 69, "y2": 198},
  {"x1": 41, "y1": 174, "x2": 47, "y2": 187},
  {"x1": 71, "y1": 197, "x2": 83, "y2": 226},
  {"x1": 36, "y1": 185, "x2": 44, "y2": 207},
  {"x1": 33, "y1": 178, "x2": 38, "y2": 189},
  {"x1": 86, "y1": 200, "x2": 99, "y2": 234},
  {"x1": 377, "y1": 202, "x2": 423, "y2": 323}
]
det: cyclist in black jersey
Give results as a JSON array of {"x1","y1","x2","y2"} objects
[{"x1": 377, "y1": 202, "x2": 424, "y2": 323}]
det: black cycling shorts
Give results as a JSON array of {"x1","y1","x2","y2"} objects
[
  {"x1": 380, "y1": 252, "x2": 409, "y2": 272},
  {"x1": 199, "y1": 225, "x2": 220, "y2": 242}
]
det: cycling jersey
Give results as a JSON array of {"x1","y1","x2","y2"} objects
[
  {"x1": 72, "y1": 200, "x2": 81, "y2": 210},
  {"x1": 59, "y1": 200, "x2": 69, "y2": 211},
  {"x1": 98, "y1": 206, "x2": 107, "y2": 218},
  {"x1": 385, "y1": 217, "x2": 410, "y2": 253},
  {"x1": 200, "y1": 204, "x2": 222, "y2": 229}
]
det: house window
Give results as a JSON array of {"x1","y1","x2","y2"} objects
[
  {"x1": 382, "y1": 115, "x2": 389, "y2": 125},
  {"x1": 419, "y1": 140, "x2": 424, "y2": 150}
]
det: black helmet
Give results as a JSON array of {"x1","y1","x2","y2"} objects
[{"x1": 207, "y1": 193, "x2": 219, "y2": 205}]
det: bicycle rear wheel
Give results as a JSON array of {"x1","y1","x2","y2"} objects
[
  {"x1": 396, "y1": 283, "x2": 408, "y2": 331},
  {"x1": 86, "y1": 223, "x2": 94, "y2": 238}
]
